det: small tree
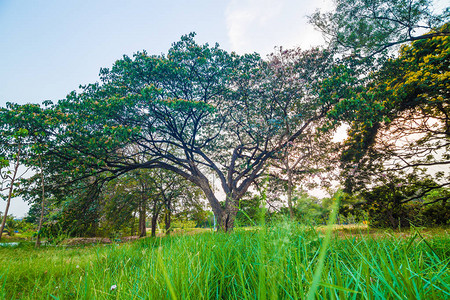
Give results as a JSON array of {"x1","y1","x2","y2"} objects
[
  {"x1": 1, "y1": 103, "x2": 53, "y2": 246},
  {"x1": 0, "y1": 128, "x2": 28, "y2": 241}
]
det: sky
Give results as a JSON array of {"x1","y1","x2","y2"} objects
[
  {"x1": 0, "y1": 0, "x2": 331, "y2": 217},
  {"x1": 0, "y1": 0, "x2": 331, "y2": 107}
]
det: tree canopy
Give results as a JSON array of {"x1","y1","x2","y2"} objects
[
  {"x1": 22, "y1": 34, "x2": 351, "y2": 231},
  {"x1": 310, "y1": 0, "x2": 450, "y2": 57},
  {"x1": 333, "y1": 26, "x2": 449, "y2": 194}
]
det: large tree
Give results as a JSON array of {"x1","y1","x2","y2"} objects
[
  {"x1": 342, "y1": 28, "x2": 448, "y2": 187},
  {"x1": 310, "y1": 0, "x2": 449, "y2": 213},
  {"x1": 39, "y1": 34, "x2": 349, "y2": 231}
]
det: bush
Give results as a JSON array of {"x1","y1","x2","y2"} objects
[
  {"x1": 412, "y1": 202, "x2": 450, "y2": 226},
  {"x1": 365, "y1": 198, "x2": 449, "y2": 228},
  {"x1": 170, "y1": 220, "x2": 197, "y2": 229},
  {"x1": 361, "y1": 180, "x2": 450, "y2": 228}
]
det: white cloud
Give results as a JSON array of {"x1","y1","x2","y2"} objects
[{"x1": 226, "y1": 0, "x2": 333, "y2": 55}]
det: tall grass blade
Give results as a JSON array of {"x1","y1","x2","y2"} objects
[{"x1": 306, "y1": 195, "x2": 340, "y2": 300}]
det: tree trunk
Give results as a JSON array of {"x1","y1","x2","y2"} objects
[
  {"x1": 0, "y1": 144, "x2": 21, "y2": 242},
  {"x1": 286, "y1": 167, "x2": 295, "y2": 220},
  {"x1": 35, "y1": 152, "x2": 45, "y2": 248},
  {"x1": 151, "y1": 214, "x2": 158, "y2": 237},
  {"x1": 165, "y1": 199, "x2": 171, "y2": 235},
  {"x1": 139, "y1": 200, "x2": 147, "y2": 237},
  {"x1": 218, "y1": 201, "x2": 239, "y2": 232},
  {"x1": 151, "y1": 199, "x2": 161, "y2": 237},
  {"x1": 194, "y1": 176, "x2": 227, "y2": 231},
  {"x1": 283, "y1": 148, "x2": 295, "y2": 220}
]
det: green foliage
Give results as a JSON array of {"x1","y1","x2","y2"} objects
[
  {"x1": 28, "y1": 167, "x2": 207, "y2": 238},
  {"x1": 329, "y1": 26, "x2": 450, "y2": 205},
  {"x1": 338, "y1": 192, "x2": 367, "y2": 223},
  {"x1": 362, "y1": 177, "x2": 450, "y2": 228},
  {"x1": 310, "y1": 2, "x2": 449, "y2": 222},
  {"x1": 0, "y1": 157, "x2": 8, "y2": 168},
  {"x1": 6, "y1": 29, "x2": 448, "y2": 233},
  {"x1": 236, "y1": 195, "x2": 261, "y2": 226},
  {"x1": 0, "y1": 102, "x2": 50, "y2": 160},
  {"x1": 0, "y1": 214, "x2": 34, "y2": 236},
  {"x1": 39, "y1": 181, "x2": 104, "y2": 237},
  {"x1": 0, "y1": 215, "x2": 16, "y2": 236},
  {"x1": 295, "y1": 192, "x2": 333, "y2": 224},
  {"x1": 366, "y1": 199, "x2": 450, "y2": 228},
  {"x1": 310, "y1": 0, "x2": 449, "y2": 57},
  {"x1": 167, "y1": 219, "x2": 197, "y2": 229}
]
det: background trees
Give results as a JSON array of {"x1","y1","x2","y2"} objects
[
  {"x1": 310, "y1": 0, "x2": 449, "y2": 227},
  {"x1": 0, "y1": 135, "x2": 23, "y2": 240},
  {"x1": 0, "y1": 104, "x2": 40, "y2": 240},
  {"x1": 0, "y1": 103, "x2": 58, "y2": 244},
  {"x1": 309, "y1": 0, "x2": 449, "y2": 57}
]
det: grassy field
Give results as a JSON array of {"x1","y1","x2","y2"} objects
[{"x1": 1, "y1": 223, "x2": 449, "y2": 299}]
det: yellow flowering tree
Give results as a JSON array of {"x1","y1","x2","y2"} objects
[{"x1": 334, "y1": 25, "x2": 449, "y2": 222}]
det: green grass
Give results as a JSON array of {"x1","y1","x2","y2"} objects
[{"x1": 0, "y1": 223, "x2": 449, "y2": 299}]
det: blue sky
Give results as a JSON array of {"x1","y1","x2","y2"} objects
[{"x1": 0, "y1": 0, "x2": 330, "y2": 108}]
